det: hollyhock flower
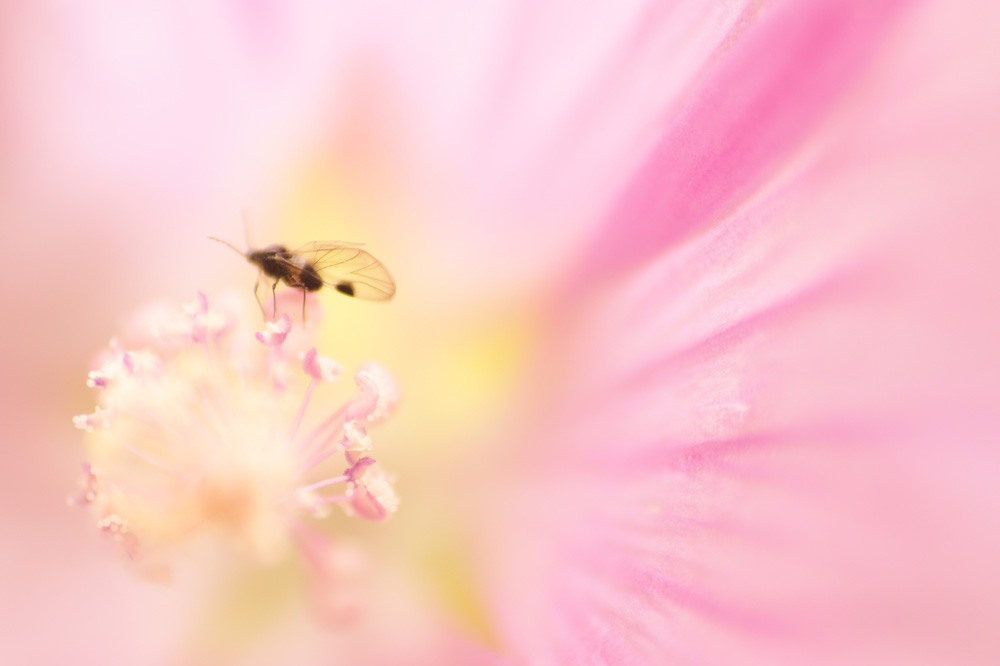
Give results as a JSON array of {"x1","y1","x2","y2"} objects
[
  {"x1": 71, "y1": 292, "x2": 399, "y2": 592},
  {"x1": 6, "y1": 1, "x2": 996, "y2": 665}
]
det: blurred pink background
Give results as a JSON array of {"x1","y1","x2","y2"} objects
[{"x1": 2, "y1": 1, "x2": 1000, "y2": 665}]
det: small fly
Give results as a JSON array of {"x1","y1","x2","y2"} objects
[{"x1": 209, "y1": 237, "x2": 396, "y2": 320}]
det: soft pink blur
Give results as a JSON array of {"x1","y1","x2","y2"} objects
[
  {"x1": 479, "y1": 2, "x2": 1000, "y2": 664},
  {"x1": 2, "y1": 1, "x2": 999, "y2": 665}
]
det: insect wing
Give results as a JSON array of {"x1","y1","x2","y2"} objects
[{"x1": 293, "y1": 241, "x2": 396, "y2": 301}]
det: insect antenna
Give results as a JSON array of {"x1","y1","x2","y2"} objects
[
  {"x1": 241, "y1": 209, "x2": 254, "y2": 249},
  {"x1": 208, "y1": 236, "x2": 247, "y2": 257}
]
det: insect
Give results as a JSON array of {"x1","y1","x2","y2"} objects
[{"x1": 209, "y1": 237, "x2": 396, "y2": 319}]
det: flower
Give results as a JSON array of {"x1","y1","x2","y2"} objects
[
  {"x1": 2, "y1": 1, "x2": 996, "y2": 665},
  {"x1": 71, "y1": 292, "x2": 399, "y2": 589}
]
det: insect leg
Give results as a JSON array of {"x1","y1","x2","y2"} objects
[
  {"x1": 271, "y1": 279, "x2": 280, "y2": 319},
  {"x1": 301, "y1": 289, "x2": 307, "y2": 325},
  {"x1": 253, "y1": 272, "x2": 266, "y2": 319}
]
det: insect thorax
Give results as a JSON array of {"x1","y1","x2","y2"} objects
[{"x1": 249, "y1": 246, "x2": 290, "y2": 279}]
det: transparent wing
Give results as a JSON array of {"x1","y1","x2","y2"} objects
[{"x1": 290, "y1": 241, "x2": 396, "y2": 301}]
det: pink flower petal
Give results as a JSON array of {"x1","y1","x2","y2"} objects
[
  {"x1": 485, "y1": 2, "x2": 1000, "y2": 663},
  {"x1": 576, "y1": 0, "x2": 908, "y2": 285}
]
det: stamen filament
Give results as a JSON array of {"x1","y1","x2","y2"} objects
[
  {"x1": 122, "y1": 442, "x2": 174, "y2": 474},
  {"x1": 312, "y1": 416, "x2": 350, "y2": 459},
  {"x1": 194, "y1": 382, "x2": 227, "y2": 442},
  {"x1": 137, "y1": 406, "x2": 180, "y2": 438},
  {"x1": 298, "y1": 404, "x2": 348, "y2": 455},
  {"x1": 298, "y1": 474, "x2": 348, "y2": 495},
  {"x1": 300, "y1": 442, "x2": 346, "y2": 476},
  {"x1": 316, "y1": 494, "x2": 349, "y2": 505},
  {"x1": 289, "y1": 379, "x2": 317, "y2": 440}
]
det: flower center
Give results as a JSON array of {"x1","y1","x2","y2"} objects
[{"x1": 71, "y1": 292, "x2": 400, "y2": 581}]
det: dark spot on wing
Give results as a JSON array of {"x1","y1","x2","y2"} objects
[{"x1": 335, "y1": 282, "x2": 356, "y2": 297}]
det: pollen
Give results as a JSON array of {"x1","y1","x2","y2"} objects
[{"x1": 71, "y1": 292, "x2": 399, "y2": 582}]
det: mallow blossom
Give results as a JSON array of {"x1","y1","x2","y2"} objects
[{"x1": 35, "y1": 1, "x2": 1000, "y2": 665}]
